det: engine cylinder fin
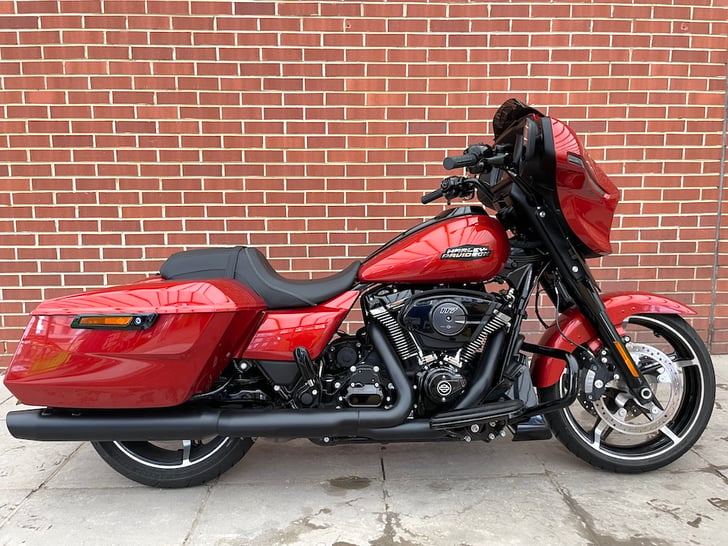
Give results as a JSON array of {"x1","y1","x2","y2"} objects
[
  {"x1": 458, "y1": 311, "x2": 510, "y2": 366},
  {"x1": 369, "y1": 305, "x2": 419, "y2": 361}
]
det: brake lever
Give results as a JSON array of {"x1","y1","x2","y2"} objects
[
  {"x1": 487, "y1": 153, "x2": 511, "y2": 167},
  {"x1": 467, "y1": 161, "x2": 489, "y2": 175}
]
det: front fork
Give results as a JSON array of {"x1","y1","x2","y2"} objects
[
  {"x1": 558, "y1": 271, "x2": 659, "y2": 406},
  {"x1": 511, "y1": 185, "x2": 658, "y2": 406}
]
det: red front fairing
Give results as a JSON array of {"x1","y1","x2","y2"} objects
[
  {"x1": 4, "y1": 278, "x2": 266, "y2": 409},
  {"x1": 551, "y1": 117, "x2": 619, "y2": 256},
  {"x1": 358, "y1": 213, "x2": 509, "y2": 284}
]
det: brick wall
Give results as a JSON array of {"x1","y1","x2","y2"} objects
[{"x1": 1, "y1": 0, "x2": 727, "y2": 368}]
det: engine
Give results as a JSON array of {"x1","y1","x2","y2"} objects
[
  {"x1": 363, "y1": 286, "x2": 511, "y2": 415},
  {"x1": 315, "y1": 287, "x2": 510, "y2": 415}
]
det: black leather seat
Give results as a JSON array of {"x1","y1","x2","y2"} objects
[{"x1": 159, "y1": 246, "x2": 361, "y2": 309}]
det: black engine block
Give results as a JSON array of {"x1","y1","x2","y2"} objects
[
  {"x1": 400, "y1": 289, "x2": 505, "y2": 350},
  {"x1": 317, "y1": 286, "x2": 512, "y2": 416}
]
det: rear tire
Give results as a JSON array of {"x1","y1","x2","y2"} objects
[
  {"x1": 92, "y1": 436, "x2": 254, "y2": 488},
  {"x1": 538, "y1": 314, "x2": 715, "y2": 473}
]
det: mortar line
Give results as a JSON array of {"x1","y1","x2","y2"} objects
[{"x1": 708, "y1": 59, "x2": 728, "y2": 350}]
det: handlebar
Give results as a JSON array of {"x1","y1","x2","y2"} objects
[
  {"x1": 443, "y1": 144, "x2": 493, "y2": 172},
  {"x1": 420, "y1": 188, "x2": 444, "y2": 204},
  {"x1": 423, "y1": 143, "x2": 512, "y2": 205},
  {"x1": 421, "y1": 176, "x2": 477, "y2": 205},
  {"x1": 443, "y1": 153, "x2": 479, "y2": 171}
]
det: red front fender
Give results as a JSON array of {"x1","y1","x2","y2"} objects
[{"x1": 531, "y1": 292, "x2": 696, "y2": 388}]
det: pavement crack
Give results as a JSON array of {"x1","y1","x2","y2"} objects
[
  {"x1": 0, "y1": 442, "x2": 83, "y2": 529},
  {"x1": 547, "y1": 471, "x2": 679, "y2": 546},
  {"x1": 247, "y1": 506, "x2": 333, "y2": 544},
  {"x1": 370, "y1": 489, "x2": 422, "y2": 546},
  {"x1": 370, "y1": 447, "x2": 421, "y2": 546},
  {"x1": 689, "y1": 450, "x2": 728, "y2": 486},
  {"x1": 182, "y1": 480, "x2": 214, "y2": 545},
  {"x1": 40, "y1": 443, "x2": 83, "y2": 489},
  {"x1": 646, "y1": 498, "x2": 682, "y2": 522},
  {"x1": 716, "y1": 467, "x2": 728, "y2": 486},
  {"x1": 546, "y1": 470, "x2": 602, "y2": 545},
  {"x1": 707, "y1": 497, "x2": 728, "y2": 511},
  {"x1": 0, "y1": 490, "x2": 33, "y2": 530}
]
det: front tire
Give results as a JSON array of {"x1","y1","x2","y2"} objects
[
  {"x1": 539, "y1": 314, "x2": 715, "y2": 473},
  {"x1": 92, "y1": 436, "x2": 254, "y2": 488}
]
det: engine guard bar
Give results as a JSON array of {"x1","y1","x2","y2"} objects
[{"x1": 515, "y1": 342, "x2": 579, "y2": 421}]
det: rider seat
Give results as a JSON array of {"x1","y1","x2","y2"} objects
[{"x1": 159, "y1": 246, "x2": 360, "y2": 309}]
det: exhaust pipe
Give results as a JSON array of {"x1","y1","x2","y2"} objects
[
  {"x1": 6, "y1": 324, "x2": 413, "y2": 442},
  {"x1": 453, "y1": 328, "x2": 506, "y2": 409},
  {"x1": 358, "y1": 420, "x2": 449, "y2": 442}
]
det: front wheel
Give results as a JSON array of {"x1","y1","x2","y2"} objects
[
  {"x1": 539, "y1": 314, "x2": 715, "y2": 473},
  {"x1": 92, "y1": 436, "x2": 254, "y2": 488}
]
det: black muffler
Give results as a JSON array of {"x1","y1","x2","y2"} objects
[{"x1": 6, "y1": 324, "x2": 413, "y2": 442}]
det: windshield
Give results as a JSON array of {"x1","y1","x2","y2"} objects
[{"x1": 492, "y1": 99, "x2": 544, "y2": 140}]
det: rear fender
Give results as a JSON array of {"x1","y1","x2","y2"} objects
[{"x1": 531, "y1": 292, "x2": 695, "y2": 388}]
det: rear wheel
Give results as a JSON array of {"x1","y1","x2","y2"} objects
[
  {"x1": 539, "y1": 314, "x2": 715, "y2": 472},
  {"x1": 92, "y1": 436, "x2": 254, "y2": 488}
]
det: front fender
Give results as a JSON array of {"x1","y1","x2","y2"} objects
[{"x1": 531, "y1": 292, "x2": 695, "y2": 388}]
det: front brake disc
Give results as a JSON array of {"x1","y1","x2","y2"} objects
[{"x1": 592, "y1": 343, "x2": 683, "y2": 435}]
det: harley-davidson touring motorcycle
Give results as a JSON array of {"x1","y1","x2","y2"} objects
[{"x1": 4, "y1": 99, "x2": 715, "y2": 488}]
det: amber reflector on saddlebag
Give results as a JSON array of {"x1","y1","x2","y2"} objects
[{"x1": 70, "y1": 314, "x2": 158, "y2": 330}]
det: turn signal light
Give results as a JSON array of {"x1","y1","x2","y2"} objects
[
  {"x1": 77, "y1": 316, "x2": 133, "y2": 327},
  {"x1": 71, "y1": 314, "x2": 158, "y2": 330}
]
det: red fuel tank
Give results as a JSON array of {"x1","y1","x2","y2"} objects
[{"x1": 358, "y1": 207, "x2": 509, "y2": 284}]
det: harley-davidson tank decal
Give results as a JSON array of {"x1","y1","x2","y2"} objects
[{"x1": 440, "y1": 245, "x2": 491, "y2": 261}]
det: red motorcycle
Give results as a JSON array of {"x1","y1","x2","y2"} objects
[{"x1": 4, "y1": 99, "x2": 715, "y2": 488}]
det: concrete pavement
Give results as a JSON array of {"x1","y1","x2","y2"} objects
[{"x1": 1, "y1": 356, "x2": 727, "y2": 545}]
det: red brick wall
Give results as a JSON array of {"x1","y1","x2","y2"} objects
[{"x1": 1, "y1": 0, "x2": 727, "y2": 368}]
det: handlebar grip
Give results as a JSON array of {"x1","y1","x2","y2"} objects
[
  {"x1": 443, "y1": 153, "x2": 478, "y2": 170},
  {"x1": 421, "y1": 188, "x2": 444, "y2": 204}
]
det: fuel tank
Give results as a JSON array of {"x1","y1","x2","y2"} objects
[{"x1": 358, "y1": 207, "x2": 509, "y2": 284}]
